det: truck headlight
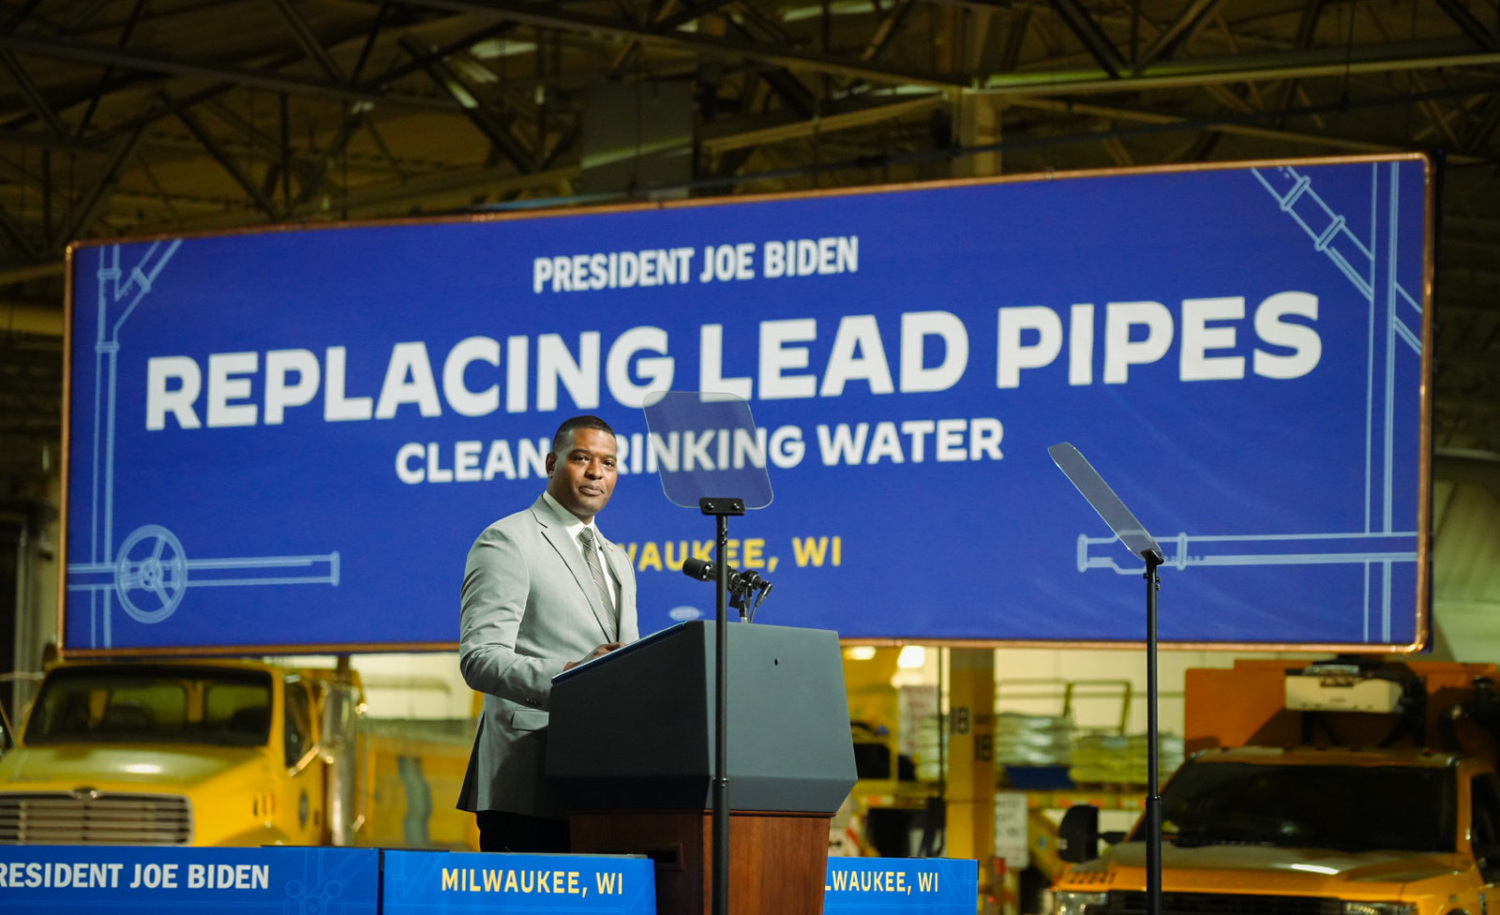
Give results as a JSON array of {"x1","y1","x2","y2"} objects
[
  {"x1": 1343, "y1": 903, "x2": 1416, "y2": 915},
  {"x1": 1053, "y1": 891, "x2": 1108, "y2": 915}
]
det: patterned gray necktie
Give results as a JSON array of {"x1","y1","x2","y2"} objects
[{"x1": 577, "y1": 527, "x2": 617, "y2": 634}]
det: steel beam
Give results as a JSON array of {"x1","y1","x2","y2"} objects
[
  {"x1": 977, "y1": 40, "x2": 1500, "y2": 95},
  {"x1": 1001, "y1": 95, "x2": 1402, "y2": 153},
  {"x1": 396, "y1": 0, "x2": 968, "y2": 88},
  {"x1": 90, "y1": 82, "x2": 237, "y2": 145},
  {"x1": 1135, "y1": 0, "x2": 1223, "y2": 70},
  {"x1": 294, "y1": 108, "x2": 365, "y2": 207},
  {"x1": 0, "y1": 49, "x2": 69, "y2": 136},
  {"x1": 0, "y1": 0, "x2": 47, "y2": 35},
  {"x1": 0, "y1": 126, "x2": 101, "y2": 152},
  {"x1": 167, "y1": 164, "x2": 582, "y2": 229},
  {"x1": 0, "y1": 303, "x2": 62, "y2": 336},
  {"x1": 195, "y1": 98, "x2": 328, "y2": 192},
  {"x1": 398, "y1": 34, "x2": 535, "y2": 173},
  {"x1": 354, "y1": 20, "x2": 517, "y2": 91},
  {"x1": 171, "y1": 100, "x2": 281, "y2": 220},
  {"x1": 0, "y1": 32, "x2": 454, "y2": 110},
  {"x1": 0, "y1": 203, "x2": 37, "y2": 260},
  {"x1": 701, "y1": 94, "x2": 946, "y2": 153},
  {"x1": 651, "y1": 0, "x2": 741, "y2": 34},
  {"x1": 1464, "y1": 93, "x2": 1500, "y2": 152},
  {"x1": 51, "y1": 126, "x2": 145, "y2": 249},
  {"x1": 1432, "y1": 0, "x2": 1497, "y2": 51},
  {"x1": 995, "y1": 5, "x2": 1030, "y2": 73},
  {"x1": 0, "y1": 261, "x2": 63, "y2": 285},
  {"x1": 73, "y1": 0, "x2": 150, "y2": 139},
  {"x1": 1047, "y1": 0, "x2": 1127, "y2": 78},
  {"x1": 271, "y1": 0, "x2": 348, "y2": 83},
  {"x1": 862, "y1": 0, "x2": 915, "y2": 63}
]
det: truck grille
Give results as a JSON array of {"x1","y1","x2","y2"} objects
[
  {"x1": 1098, "y1": 892, "x2": 1343, "y2": 915},
  {"x1": 0, "y1": 792, "x2": 193, "y2": 845}
]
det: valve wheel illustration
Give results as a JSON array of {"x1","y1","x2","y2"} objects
[
  {"x1": 283, "y1": 876, "x2": 344, "y2": 915},
  {"x1": 114, "y1": 524, "x2": 188, "y2": 624}
]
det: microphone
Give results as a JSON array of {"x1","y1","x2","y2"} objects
[
  {"x1": 680, "y1": 559, "x2": 768, "y2": 592},
  {"x1": 681, "y1": 558, "x2": 716, "y2": 582},
  {"x1": 681, "y1": 559, "x2": 774, "y2": 621}
]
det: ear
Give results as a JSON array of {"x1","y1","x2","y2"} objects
[{"x1": 545, "y1": 452, "x2": 557, "y2": 476}]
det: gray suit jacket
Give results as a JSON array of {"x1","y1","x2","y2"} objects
[{"x1": 456, "y1": 495, "x2": 639, "y2": 818}]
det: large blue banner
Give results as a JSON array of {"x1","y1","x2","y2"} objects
[{"x1": 63, "y1": 156, "x2": 1432, "y2": 653}]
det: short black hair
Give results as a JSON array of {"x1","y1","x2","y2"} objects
[{"x1": 551, "y1": 415, "x2": 616, "y2": 454}]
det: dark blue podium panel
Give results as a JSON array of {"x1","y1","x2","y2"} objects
[
  {"x1": 550, "y1": 622, "x2": 857, "y2": 813},
  {"x1": 382, "y1": 850, "x2": 655, "y2": 914},
  {"x1": 824, "y1": 857, "x2": 978, "y2": 913},
  {"x1": 0, "y1": 845, "x2": 377, "y2": 914}
]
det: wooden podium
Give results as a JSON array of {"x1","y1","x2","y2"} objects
[
  {"x1": 571, "y1": 810, "x2": 829, "y2": 915},
  {"x1": 550, "y1": 622, "x2": 857, "y2": 915}
]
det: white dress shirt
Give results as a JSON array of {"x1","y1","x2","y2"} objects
[{"x1": 540, "y1": 490, "x2": 617, "y2": 612}]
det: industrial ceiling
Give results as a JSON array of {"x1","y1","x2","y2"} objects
[{"x1": 0, "y1": 0, "x2": 1497, "y2": 492}]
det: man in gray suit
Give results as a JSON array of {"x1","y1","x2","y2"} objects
[{"x1": 458, "y1": 414, "x2": 639, "y2": 852}]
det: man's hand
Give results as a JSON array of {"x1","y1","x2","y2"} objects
[{"x1": 563, "y1": 642, "x2": 624, "y2": 671}]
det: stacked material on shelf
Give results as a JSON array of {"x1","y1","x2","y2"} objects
[
  {"x1": 995, "y1": 713, "x2": 1075, "y2": 788},
  {"x1": 1069, "y1": 731, "x2": 1185, "y2": 786},
  {"x1": 996, "y1": 713, "x2": 1074, "y2": 766},
  {"x1": 911, "y1": 715, "x2": 944, "y2": 782}
]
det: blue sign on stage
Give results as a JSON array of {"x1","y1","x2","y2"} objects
[
  {"x1": 824, "y1": 857, "x2": 978, "y2": 912},
  {"x1": 0, "y1": 845, "x2": 378, "y2": 914},
  {"x1": 381, "y1": 850, "x2": 655, "y2": 914},
  {"x1": 63, "y1": 155, "x2": 1433, "y2": 653}
]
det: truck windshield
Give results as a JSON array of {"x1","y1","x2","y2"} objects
[
  {"x1": 25, "y1": 665, "x2": 274, "y2": 748},
  {"x1": 1146, "y1": 760, "x2": 1456, "y2": 854}
]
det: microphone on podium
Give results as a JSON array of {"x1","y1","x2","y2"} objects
[
  {"x1": 680, "y1": 557, "x2": 717, "y2": 582},
  {"x1": 680, "y1": 559, "x2": 774, "y2": 620}
]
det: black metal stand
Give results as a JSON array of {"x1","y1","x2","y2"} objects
[
  {"x1": 699, "y1": 496, "x2": 744, "y2": 915},
  {"x1": 1144, "y1": 554, "x2": 1162, "y2": 915},
  {"x1": 1047, "y1": 441, "x2": 1166, "y2": 915}
]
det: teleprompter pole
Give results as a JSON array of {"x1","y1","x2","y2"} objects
[
  {"x1": 1048, "y1": 442, "x2": 1166, "y2": 915},
  {"x1": 700, "y1": 497, "x2": 744, "y2": 915},
  {"x1": 1145, "y1": 553, "x2": 1162, "y2": 915}
]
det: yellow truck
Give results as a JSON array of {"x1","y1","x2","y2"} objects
[
  {"x1": 1051, "y1": 659, "x2": 1500, "y2": 915},
  {"x1": 0, "y1": 658, "x2": 477, "y2": 849},
  {"x1": 1054, "y1": 745, "x2": 1500, "y2": 915}
]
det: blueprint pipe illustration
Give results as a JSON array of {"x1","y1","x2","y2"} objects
[
  {"x1": 1076, "y1": 531, "x2": 1417, "y2": 574},
  {"x1": 86, "y1": 243, "x2": 182, "y2": 646},
  {"x1": 70, "y1": 244, "x2": 341, "y2": 648},
  {"x1": 69, "y1": 556, "x2": 342, "y2": 589},
  {"x1": 1077, "y1": 164, "x2": 1423, "y2": 642}
]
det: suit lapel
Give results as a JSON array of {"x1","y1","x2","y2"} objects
[{"x1": 532, "y1": 499, "x2": 616, "y2": 642}]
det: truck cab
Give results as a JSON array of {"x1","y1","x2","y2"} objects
[
  {"x1": 1052, "y1": 658, "x2": 1500, "y2": 915},
  {"x1": 1055, "y1": 745, "x2": 1500, "y2": 915},
  {"x1": 0, "y1": 660, "x2": 344, "y2": 846}
]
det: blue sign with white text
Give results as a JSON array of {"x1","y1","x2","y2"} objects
[
  {"x1": 0, "y1": 845, "x2": 378, "y2": 914},
  {"x1": 63, "y1": 156, "x2": 1432, "y2": 652},
  {"x1": 824, "y1": 857, "x2": 977, "y2": 912},
  {"x1": 380, "y1": 850, "x2": 654, "y2": 913}
]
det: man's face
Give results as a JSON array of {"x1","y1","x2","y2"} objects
[{"x1": 546, "y1": 428, "x2": 619, "y2": 522}]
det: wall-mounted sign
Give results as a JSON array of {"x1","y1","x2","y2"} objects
[{"x1": 64, "y1": 155, "x2": 1432, "y2": 654}]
